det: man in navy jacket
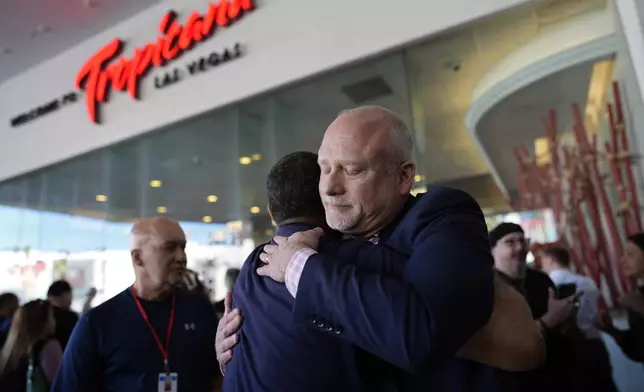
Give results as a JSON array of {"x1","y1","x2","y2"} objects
[
  {"x1": 219, "y1": 106, "x2": 544, "y2": 391},
  {"x1": 52, "y1": 217, "x2": 220, "y2": 392}
]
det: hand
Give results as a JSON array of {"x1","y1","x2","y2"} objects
[
  {"x1": 215, "y1": 292, "x2": 242, "y2": 373},
  {"x1": 619, "y1": 292, "x2": 644, "y2": 316},
  {"x1": 540, "y1": 288, "x2": 575, "y2": 329},
  {"x1": 183, "y1": 270, "x2": 200, "y2": 291},
  {"x1": 257, "y1": 228, "x2": 325, "y2": 282}
]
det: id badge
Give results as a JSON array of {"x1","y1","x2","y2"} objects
[{"x1": 158, "y1": 373, "x2": 178, "y2": 392}]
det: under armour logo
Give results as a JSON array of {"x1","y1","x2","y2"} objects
[{"x1": 184, "y1": 323, "x2": 196, "y2": 331}]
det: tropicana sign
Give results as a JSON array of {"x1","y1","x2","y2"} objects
[{"x1": 75, "y1": 0, "x2": 255, "y2": 124}]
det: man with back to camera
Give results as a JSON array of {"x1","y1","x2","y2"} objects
[
  {"x1": 540, "y1": 246, "x2": 619, "y2": 392},
  {"x1": 217, "y1": 106, "x2": 545, "y2": 391},
  {"x1": 223, "y1": 151, "x2": 544, "y2": 391},
  {"x1": 51, "y1": 217, "x2": 220, "y2": 392},
  {"x1": 489, "y1": 223, "x2": 578, "y2": 392},
  {"x1": 47, "y1": 280, "x2": 79, "y2": 350}
]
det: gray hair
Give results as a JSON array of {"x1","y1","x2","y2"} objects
[{"x1": 337, "y1": 106, "x2": 415, "y2": 168}]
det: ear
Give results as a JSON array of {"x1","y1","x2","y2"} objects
[
  {"x1": 131, "y1": 249, "x2": 143, "y2": 267},
  {"x1": 399, "y1": 161, "x2": 416, "y2": 195}
]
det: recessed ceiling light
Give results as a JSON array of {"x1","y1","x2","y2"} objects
[
  {"x1": 202, "y1": 216, "x2": 213, "y2": 223},
  {"x1": 207, "y1": 195, "x2": 218, "y2": 203},
  {"x1": 150, "y1": 180, "x2": 162, "y2": 188},
  {"x1": 96, "y1": 194, "x2": 108, "y2": 202},
  {"x1": 239, "y1": 157, "x2": 252, "y2": 165},
  {"x1": 251, "y1": 153, "x2": 262, "y2": 161},
  {"x1": 157, "y1": 206, "x2": 167, "y2": 214},
  {"x1": 414, "y1": 175, "x2": 424, "y2": 183},
  {"x1": 250, "y1": 206, "x2": 260, "y2": 214}
]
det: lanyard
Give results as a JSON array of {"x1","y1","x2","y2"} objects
[{"x1": 131, "y1": 286, "x2": 176, "y2": 372}]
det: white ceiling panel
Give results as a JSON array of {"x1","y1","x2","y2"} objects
[{"x1": 0, "y1": 0, "x2": 160, "y2": 83}]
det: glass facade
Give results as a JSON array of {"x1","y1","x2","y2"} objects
[{"x1": 0, "y1": 48, "x2": 431, "y2": 309}]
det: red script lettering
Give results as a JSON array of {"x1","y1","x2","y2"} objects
[{"x1": 76, "y1": 0, "x2": 254, "y2": 123}]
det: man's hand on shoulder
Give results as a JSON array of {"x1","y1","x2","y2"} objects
[{"x1": 257, "y1": 228, "x2": 324, "y2": 282}]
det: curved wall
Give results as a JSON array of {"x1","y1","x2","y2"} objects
[{"x1": 465, "y1": 9, "x2": 616, "y2": 195}]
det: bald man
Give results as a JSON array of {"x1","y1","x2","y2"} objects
[
  {"x1": 219, "y1": 106, "x2": 542, "y2": 391},
  {"x1": 51, "y1": 217, "x2": 220, "y2": 392}
]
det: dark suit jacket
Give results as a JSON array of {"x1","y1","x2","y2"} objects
[
  {"x1": 292, "y1": 187, "x2": 499, "y2": 391},
  {"x1": 224, "y1": 223, "x2": 407, "y2": 392}
]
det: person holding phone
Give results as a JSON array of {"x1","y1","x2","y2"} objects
[
  {"x1": 541, "y1": 246, "x2": 618, "y2": 392},
  {"x1": 490, "y1": 223, "x2": 577, "y2": 392}
]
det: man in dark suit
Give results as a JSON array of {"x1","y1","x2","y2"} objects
[{"x1": 217, "y1": 106, "x2": 544, "y2": 391}]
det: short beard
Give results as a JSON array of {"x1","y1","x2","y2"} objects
[{"x1": 328, "y1": 213, "x2": 361, "y2": 233}]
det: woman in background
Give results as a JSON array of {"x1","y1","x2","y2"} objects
[
  {"x1": 0, "y1": 300, "x2": 63, "y2": 391},
  {"x1": 599, "y1": 233, "x2": 644, "y2": 362}
]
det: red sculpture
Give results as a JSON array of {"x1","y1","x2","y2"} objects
[{"x1": 511, "y1": 81, "x2": 640, "y2": 307}]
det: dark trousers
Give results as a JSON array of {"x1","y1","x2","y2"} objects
[{"x1": 574, "y1": 338, "x2": 619, "y2": 392}]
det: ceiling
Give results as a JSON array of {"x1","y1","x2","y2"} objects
[
  {"x1": 0, "y1": 0, "x2": 609, "y2": 230},
  {"x1": 402, "y1": 0, "x2": 607, "y2": 183},
  {"x1": 0, "y1": 0, "x2": 160, "y2": 84},
  {"x1": 476, "y1": 59, "x2": 598, "y2": 196}
]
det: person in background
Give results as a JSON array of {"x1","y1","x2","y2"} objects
[
  {"x1": 599, "y1": 232, "x2": 644, "y2": 363},
  {"x1": 0, "y1": 300, "x2": 63, "y2": 392},
  {"x1": 541, "y1": 246, "x2": 618, "y2": 392},
  {"x1": 51, "y1": 217, "x2": 220, "y2": 392},
  {"x1": 490, "y1": 223, "x2": 576, "y2": 392},
  {"x1": 0, "y1": 293, "x2": 19, "y2": 332},
  {"x1": 0, "y1": 293, "x2": 19, "y2": 349},
  {"x1": 47, "y1": 280, "x2": 79, "y2": 350},
  {"x1": 215, "y1": 268, "x2": 240, "y2": 318}
]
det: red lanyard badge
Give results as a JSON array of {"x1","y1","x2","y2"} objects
[{"x1": 131, "y1": 286, "x2": 176, "y2": 372}]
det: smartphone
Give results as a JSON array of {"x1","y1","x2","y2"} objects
[
  {"x1": 556, "y1": 283, "x2": 577, "y2": 299},
  {"x1": 570, "y1": 291, "x2": 584, "y2": 305}
]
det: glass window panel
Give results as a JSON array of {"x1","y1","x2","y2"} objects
[{"x1": 0, "y1": 50, "x2": 416, "y2": 304}]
